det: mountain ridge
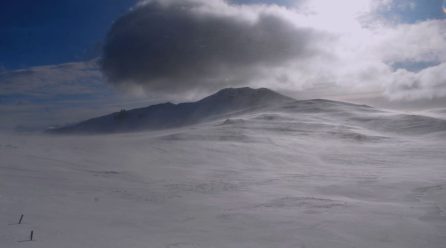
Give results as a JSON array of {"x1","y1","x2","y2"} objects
[
  {"x1": 47, "y1": 87, "x2": 446, "y2": 135},
  {"x1": 48, "y1": 87, "x2": 296, "y2": 134}
]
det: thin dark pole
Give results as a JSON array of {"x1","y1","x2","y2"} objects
[
  {"x1": 30, "y1": 230, "x2": 34, "y2": 241},
  {"x1": 18, "y1": 214, "x2": 24, "y2": 224}
]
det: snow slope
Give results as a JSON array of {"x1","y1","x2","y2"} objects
[
  {"x1": 2, "y1": 94, "x2": 446, "y2": 247},
  {"x1": 48, "y1": 87, "x2": 446, "y2": 136},
  {"x1": 48, "y1": 87, "x2": 294, "y2": 134}
]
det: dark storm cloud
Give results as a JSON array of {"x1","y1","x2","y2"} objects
[{"x1": 101, "y1": 0, "x2": 321, "y2": 94}]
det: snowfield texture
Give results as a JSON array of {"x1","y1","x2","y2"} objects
[{"x1": 2, "y1": 96, "x2": 446, "y2": 247}]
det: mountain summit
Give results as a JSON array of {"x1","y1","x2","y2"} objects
[{"x1": 49, "y1": 87, "x2": 294, "y2": 134}]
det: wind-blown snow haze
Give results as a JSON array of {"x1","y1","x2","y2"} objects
[{"x1": 1, "y1": 0, "x2": 446, "y2": 247}]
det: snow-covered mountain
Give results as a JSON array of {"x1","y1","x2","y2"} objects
[
  {"x1": 48, "y1": 87, "x2": 294, "y2": 134},
  {"x1": 48, "y1": 87, "x2": 446, "y2": 135}
]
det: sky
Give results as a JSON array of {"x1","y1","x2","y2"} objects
[
  {"x1": 0, "y1": 0, "x2": 446, "y2": 130},
  {"x1": 0, "y1": 0, "x2": 138, "y2": 70}
]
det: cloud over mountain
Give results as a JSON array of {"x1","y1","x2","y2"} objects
[
  {"x1": 101, "y1": 0, "x2": 326, "y2": 94},
  {"x1": 99, "y1": 0, "x2": 446, "y2": 103}
]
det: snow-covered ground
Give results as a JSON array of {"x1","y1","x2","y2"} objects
[{"x1": 1, "y1": 103, "x2": 446, "y2": 247}]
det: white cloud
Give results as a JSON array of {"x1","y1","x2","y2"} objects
[
  {"x1": 386, "y1": 63, "x2": 446, "y2": 100},
  {"x1": 372, "y1": 20, "x2": 446, "y2": 64},
  {"x1": 0, "y1": 60, "x2": 104, "y2": 97},
  {"x1": 266, "y1": 1, "x2": 446, "y2": 102}
]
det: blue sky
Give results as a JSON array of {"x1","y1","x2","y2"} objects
[
  {"x1": 0, "y1": 0, "x2": 137, "y2": 70},
  {"x1": 378, "y1": 0, "x2": 445, "y2": 23}
]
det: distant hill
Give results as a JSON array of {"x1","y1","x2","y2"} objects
[
  {"x1": 48, "y1": 87, "x2": 295, "y2": 134},
  {"x1": 48, "y1": 87, "x2": 446, "y2": 135}
]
